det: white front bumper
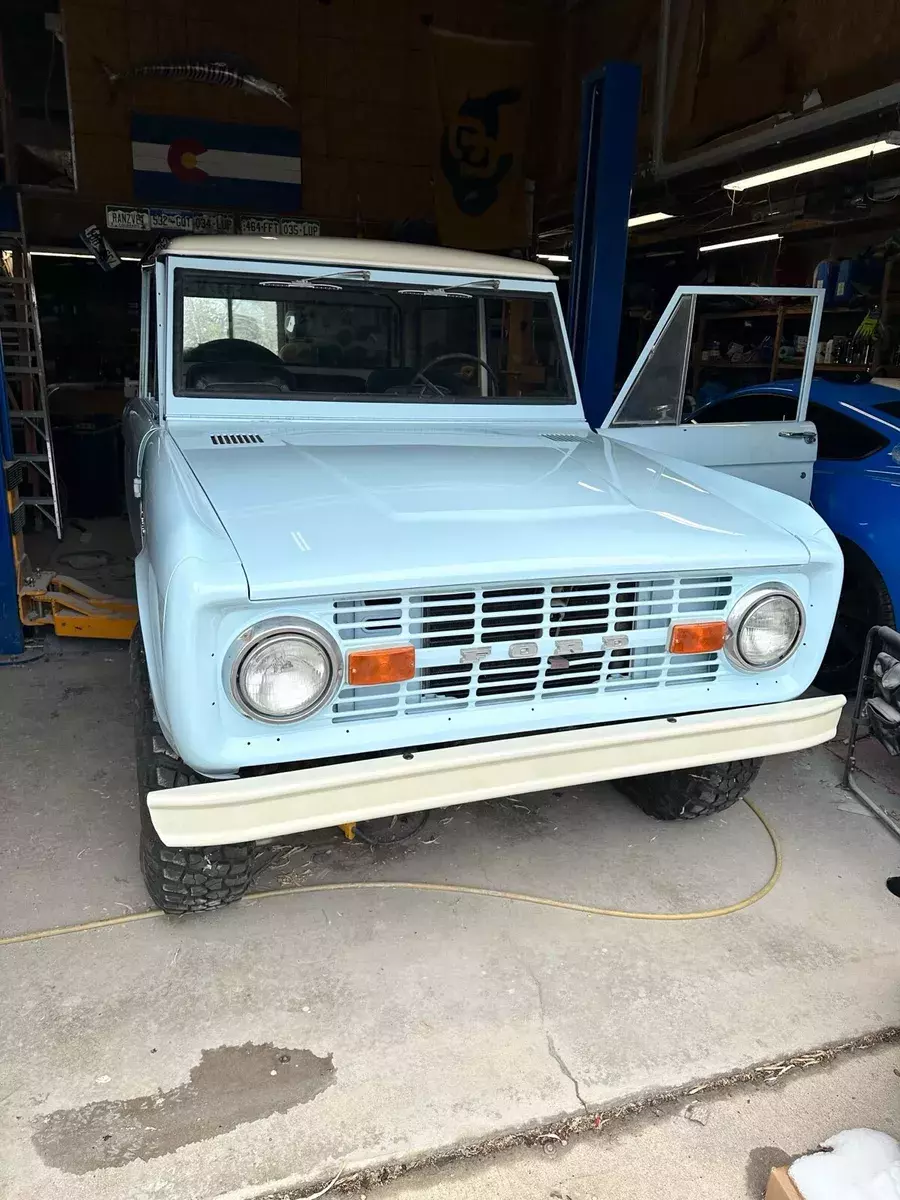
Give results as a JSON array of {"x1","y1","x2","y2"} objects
[{"x1": 149, "y1": 694, "x2": 844, "y2": 847}]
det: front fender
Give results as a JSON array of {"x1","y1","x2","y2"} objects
[{"x1": 138, "y1": 428, "x2": 248, "y2": 745}]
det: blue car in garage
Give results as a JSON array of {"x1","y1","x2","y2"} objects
[{"x1": 693, "y1": 377, "x2": 900, "y2": 687}]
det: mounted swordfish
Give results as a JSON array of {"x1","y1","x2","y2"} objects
[{"x1": 102, "y1": 59, "x2": 290, "y2": 105}]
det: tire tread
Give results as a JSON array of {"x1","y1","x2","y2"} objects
[
  {"x1": 131, "y1": 629, "x2": 255, "y2": 913},
  {"x1": 617, "y1": 759, "x2": 762, "y2": 821}
]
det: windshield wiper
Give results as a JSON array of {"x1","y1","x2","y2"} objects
[
  {"x1": 397, "y1": 287, "x2": 472, "y2": 298},
  {"x1": 257, "y1": 269, "x2": 372, "y2": 291},
  {"x1": 397, "y1": 277, "x2": 501, "y2": 297}
]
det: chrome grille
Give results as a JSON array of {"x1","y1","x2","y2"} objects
[{"x1": 332, "y1": 574, "x2": 734, "y2": 723}]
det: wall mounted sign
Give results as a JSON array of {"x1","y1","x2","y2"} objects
[
  {"x1": 106, "y1": 205, "x2": 320, "y2": 237},
  {"x1": 80, "y1": 223, "x2": 121, "y2": 270}
]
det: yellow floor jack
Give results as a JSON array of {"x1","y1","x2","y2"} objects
[{"x1": 6, "y1": 475, "x2": 137, "y2": 642}]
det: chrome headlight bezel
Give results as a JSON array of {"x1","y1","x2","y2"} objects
[
  {"x1": 225, "y1": 618, "x2": 343, "y2": 723},
  {"x1": 724, "y1": 584, "x2": 805, "y2": 672}
]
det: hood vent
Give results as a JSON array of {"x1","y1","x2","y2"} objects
[{"x1": 210, "y1": 433, "x2": 265, "y2": 445}]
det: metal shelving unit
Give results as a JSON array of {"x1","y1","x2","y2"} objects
[{"x1": 691, "y1": 301, "x2": 871, "y2": 390}]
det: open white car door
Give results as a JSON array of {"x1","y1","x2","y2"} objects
[{"x1": 601, "y1": 286, "x2": 825, "y2": 501}]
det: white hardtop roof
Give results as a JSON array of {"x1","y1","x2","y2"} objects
[{"x1": 162, "y1": 235, "x2": 554, "y2": 280}]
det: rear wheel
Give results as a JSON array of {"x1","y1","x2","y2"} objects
[
  {"x1": 816, "y1": 541, "x2": 894, "y2": 695},
  {"x1": 131, "y1": 629, "x2": 256, "y2": 913},
  {"x1": 616, "y1": 759, "x2": 762, "y2": 821}
]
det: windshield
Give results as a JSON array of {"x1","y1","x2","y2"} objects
[{"x1": 173, "y1": 269, "x2": 575, "y2": 405}]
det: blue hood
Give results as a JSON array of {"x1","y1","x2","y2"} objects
[{"x1": 170, "y1": 422, "x2": 811, "y2": 600}]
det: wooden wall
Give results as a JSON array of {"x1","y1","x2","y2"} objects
[
  {"x1": 60, "y1": 0, "x2": 900, "y2": 233},
  {"x1": 60, "y1": 0, "x2": 548, "y2": 231}
]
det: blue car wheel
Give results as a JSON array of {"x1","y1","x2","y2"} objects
[{"x1": 816, "y1": 540, "x2": 895, "y2": 692}]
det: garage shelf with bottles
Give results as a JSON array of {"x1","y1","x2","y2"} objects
[{"x1": 689, "y1": 303, "x2": 877, "y2": 398}]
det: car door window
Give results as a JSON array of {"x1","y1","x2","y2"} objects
[
  {"x1": 693, "y1": 391, "x2": 799, "y2": 424},
  {"x1": 807, "y1": 402, "x2": 888, "y2": 460},
  {"x1": 608, "y1": 288, "x2": 822, "y2": 429},
  {"x1": 610, "y1": 294, "x2": 694, "y2": 426}
]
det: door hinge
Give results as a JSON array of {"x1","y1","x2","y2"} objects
[{"x1": 133, "y1": 476, "x2": 142, "y2": 498}]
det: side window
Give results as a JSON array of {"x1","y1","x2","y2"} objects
[
  {"x1": 808, "y1": 402, "x2": 888, "y2": 460},
  {"x1": 139, "y1": 267, "x2": 158, "y2": 414},
  {"x1": 693, "y1": 391, "x2": 798, "y2": 424},
  {"x1": 148, "y1": 280, "x2": 157, "y2": 407},
  {"x1": 611, "y1": 294, "x2": 693, "y2": 426}
]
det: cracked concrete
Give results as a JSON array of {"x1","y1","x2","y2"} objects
[
  {"x1": 546, "y1": 1035, "x2": 588, "y2": 1113},
  {"x1": 1, "y1": 646, "x2": 900, "y2": 1200},
  {"x1": 368, "y1": 1041, "x2": 900, "y2": 1200},
  {"x1": 528, "y1": 962, "x2": 587, "y2": 1113}
]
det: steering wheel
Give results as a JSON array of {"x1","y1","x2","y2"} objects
[{"x1": 412, "y1": 352, "x2": 499, "y2": 398}]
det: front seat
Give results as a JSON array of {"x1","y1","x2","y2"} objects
[
  {"x1": 184, "y1": 338, "x2": 284, "y2": 365},
  {"x1": 185, "y1": 360, "x2": 295, "y2": 393}
]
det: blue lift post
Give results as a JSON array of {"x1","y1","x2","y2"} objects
[
  {"x1": 567, "y1": 62, "x2": 641, "y2": 428},
  {"x1": 0, "y1": 182, "x2": 23, "y2": 654}
]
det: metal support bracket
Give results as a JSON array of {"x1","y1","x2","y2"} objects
[{"x1": 842, "y1": 624, "x2": 900, "y2": 843}]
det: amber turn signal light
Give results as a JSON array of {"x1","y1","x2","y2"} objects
[
  {"x1": 669, "y1": 621, "x2": 727, "y2": 655},
  {"x1": 347, "y1": 645, "x2": 416, "y2": 686}
]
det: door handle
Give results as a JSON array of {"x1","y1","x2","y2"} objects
[{"x1": 779, "y1": 430, "x2": 817, "y2": 444}]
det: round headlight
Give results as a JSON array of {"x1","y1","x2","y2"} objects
[
  {"x1": 231, "y1": 624, "x2": 341, "y2": 722},
  {"x1": 727, "y1": 587, "x2": 804, "y2": 670}
]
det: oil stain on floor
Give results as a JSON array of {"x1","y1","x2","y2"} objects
[{"x1": 32, "y1": 1042, "x2": 335, "y2": 1174}]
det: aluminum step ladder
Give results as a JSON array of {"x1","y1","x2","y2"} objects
[{"x1": 0, "y1": 220, "x2": 62, "y2": 538}]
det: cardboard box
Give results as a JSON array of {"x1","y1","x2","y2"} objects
[{"x1": 765, "y1": 1166, "x2": 804, "y2": 1200}]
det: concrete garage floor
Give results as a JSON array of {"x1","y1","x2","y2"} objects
[
  {"x1": 374, "y1": 1041, "x2": 900, "y2": 1200},
  {"x1": 1, "y1": 640, "x2": 899, "y2": 1200}
]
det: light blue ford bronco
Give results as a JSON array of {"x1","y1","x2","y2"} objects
[{"x1": 124, "y1": 237, "x2": 843, "y2": 912}]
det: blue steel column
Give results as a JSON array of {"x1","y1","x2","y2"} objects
[
  {"x1": 0, "y1": 344, "x2": 23, "y2": 655},
  {"x1": 567, "y1": 62, "x2": 641, "y2": 428}
]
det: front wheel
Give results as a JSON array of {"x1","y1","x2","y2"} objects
[
  {"x1": 131, "y1": 629, "x2": 257, "y2": 913},
  {"x1": 616, "y1": 759, "x2": 762, "y2": 821}
]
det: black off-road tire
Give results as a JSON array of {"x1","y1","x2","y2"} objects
[
  {"x1": 131, "y1": 628, "x2": 256, "y2": 913},
  {"x1": 616, "y1": 758, "x2": 762, "y2": 821}
]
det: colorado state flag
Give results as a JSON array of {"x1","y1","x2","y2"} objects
[{"x1": 131, "y1": 114, "x2": 302, "y2": 211}]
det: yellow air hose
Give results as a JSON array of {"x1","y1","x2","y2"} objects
[{"x1": 0, "y1": 800, "x2": 781, "y2": 947}]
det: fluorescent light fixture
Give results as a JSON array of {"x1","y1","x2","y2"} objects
[
  {"x1": 724, "y1": 135, "x2": 900, "y2": 191},
  {"x1": 628, "y1": 210, "x2": 676, "y2": 227},
  {"x1": 698, "y1": 232, "x2": 782, "y2": 253},
  {"x1": 31, "y1": 248, "x2": 142, "y2": 261},
  {"x1": 536, "y1": 253, "x2": 571, "y2": 262}
]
